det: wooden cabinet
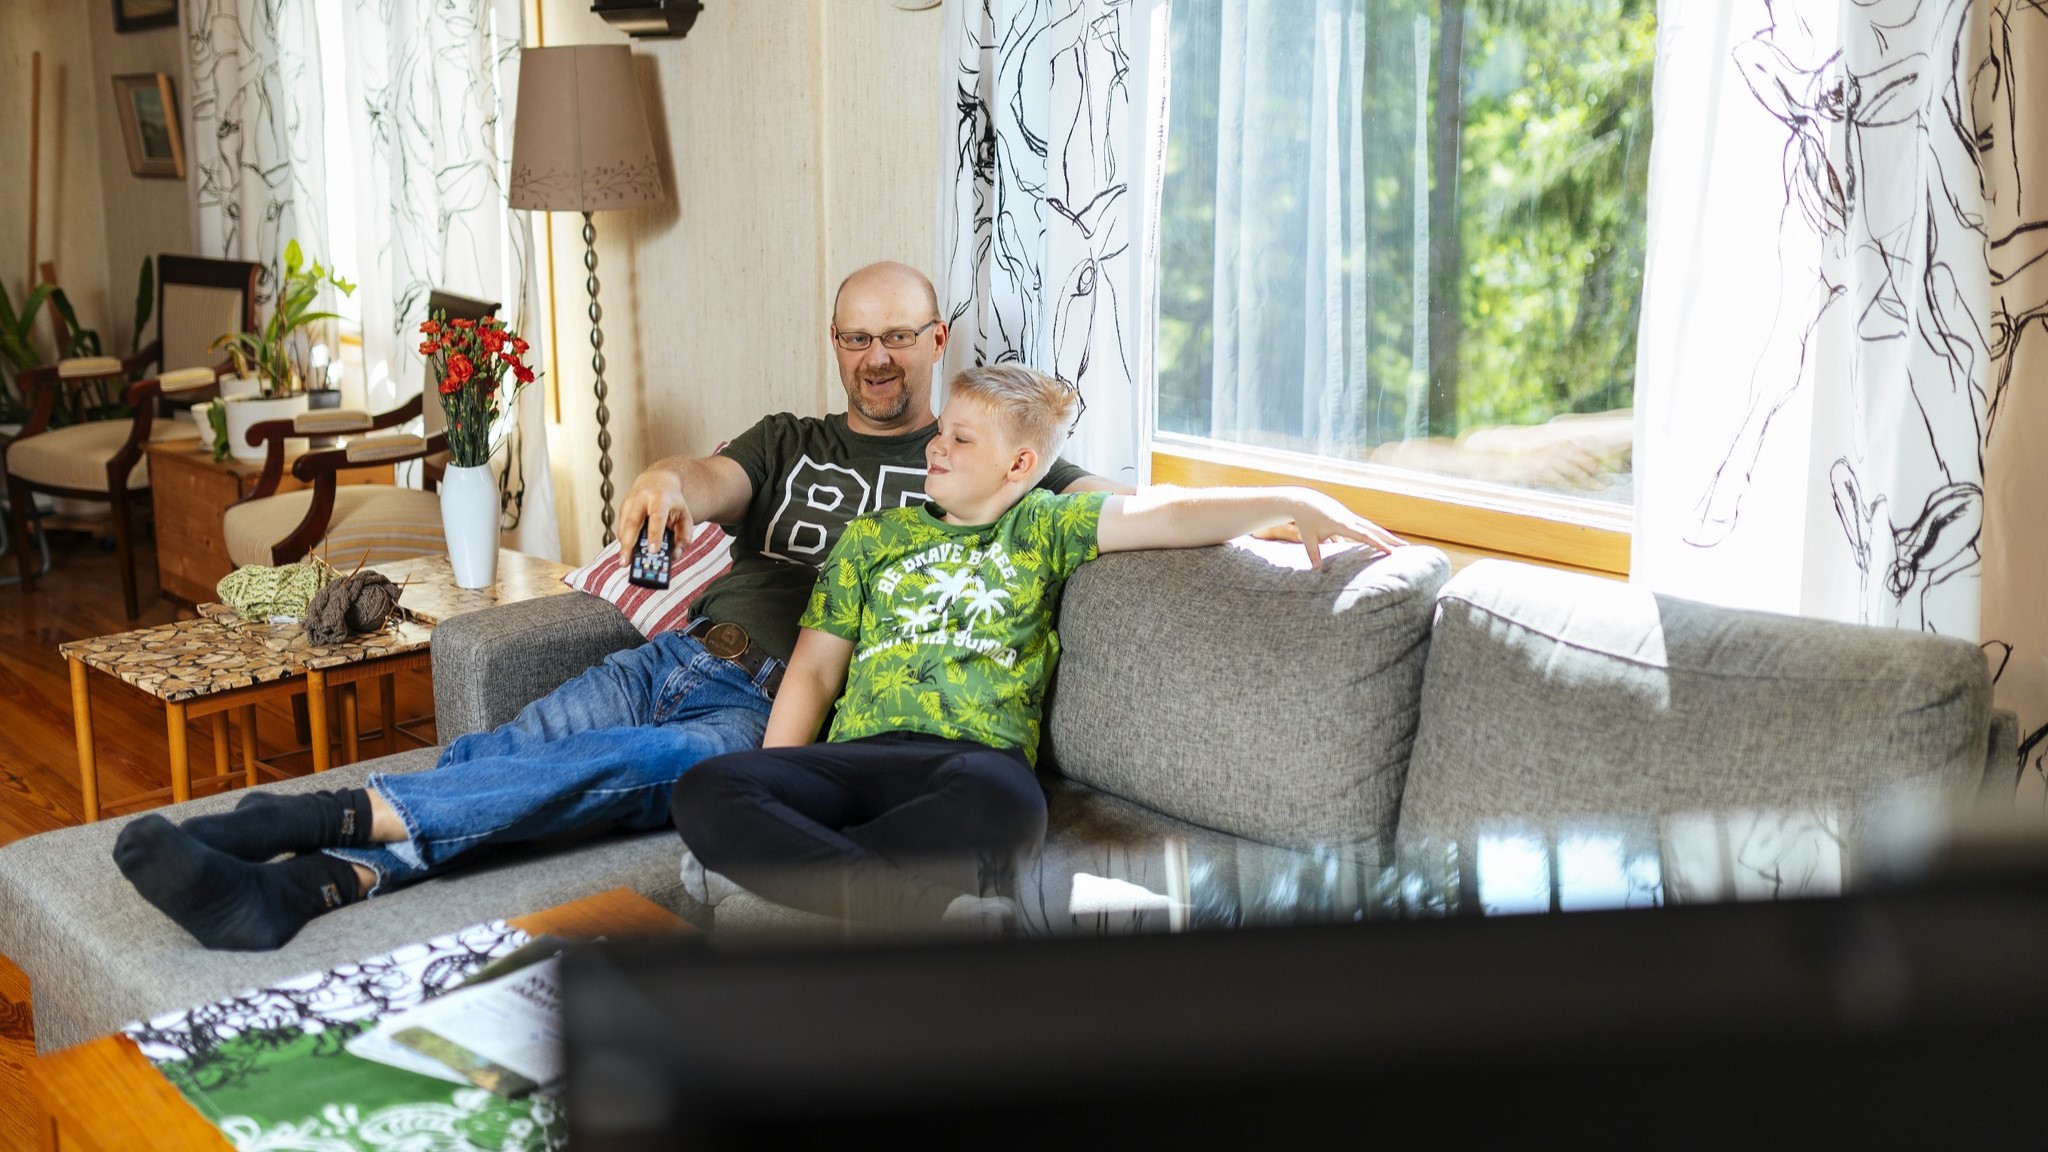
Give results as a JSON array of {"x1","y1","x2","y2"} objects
[{"x1": 146, "y1": 443, "x2": 394, "y2": 606}]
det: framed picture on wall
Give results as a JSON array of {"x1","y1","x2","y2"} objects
[
  {"x1": 112, "y1": 73, "x2": 185, "y2": 179},
  {"x1": 111, "y1": 0, "x2": 178, "y2": 34}
]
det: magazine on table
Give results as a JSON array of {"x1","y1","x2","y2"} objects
[{"x1": 345, "y1": 934, "x2": 570, "y2": 1096}]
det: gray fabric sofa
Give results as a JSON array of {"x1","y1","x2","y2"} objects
[{"x1": 0, "y1": 543, "x2": 2013, "y2": 1054}]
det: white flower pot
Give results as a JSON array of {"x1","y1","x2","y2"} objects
[
  {"x1": 222, "y1": 393, "x2": 310, "y2": 462},
  {"x1": 217, "y1": 374, "x2": 263, "y2": 401},
  {"x1": 439, "y1": 463, "x2": 500, "y2": 588}
]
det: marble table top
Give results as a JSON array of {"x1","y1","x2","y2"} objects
[
  {"x1": 374, "y1": 551, "x2": 576, "y2": 625},
  {"x1": 59, "y1": 617, "x2": 308, "y2": 704},
  {"x1": 62, "y1": 550, "x2": 576, "y2": 702}
]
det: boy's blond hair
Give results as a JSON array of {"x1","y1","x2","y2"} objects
[{"x1": 947, "y1": 365, "x2": 1077, "y2": 479}]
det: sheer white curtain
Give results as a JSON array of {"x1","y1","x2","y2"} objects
[
  {"x1": 938, "y1": 0, "x2": 1171, "y2": 485},
  {"x1": 184, "y1": 0, "x2": 558, "y2": 560},
  {"x1": 1633, "y1": 0, "x2": 2046, "y2": 798},
  {"x1": 1203, "y1": 0, "x2": 1373, "y2": 456}
]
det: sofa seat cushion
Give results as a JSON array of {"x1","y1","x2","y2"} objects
[
  {"x1": 1044, "y1": 540, "x2": 1449, "y2": 857},
  {"x1": 7, "y1": 418, "x2": 198, "y2": 491},
  {"x1": 223, "y1": 484, "x2": 444, "y2": 567},
  {"x1": 1397, "y1": 560, "x2": 1995, "y2": 846},
  {"x1": 0, "y1": 748, "x2": 696, "y2": 1054}
]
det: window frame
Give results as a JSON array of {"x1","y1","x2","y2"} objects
[{"x1": 1151, "y1": 432, "x2": 1630, "y2": 575}]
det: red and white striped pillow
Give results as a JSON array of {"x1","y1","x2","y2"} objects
[{"x1": 561, "y1": 518, "x2": 734, "y2": 638}]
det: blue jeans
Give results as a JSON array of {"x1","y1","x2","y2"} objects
[{"x1": 328, "y1": 628, "x2": 775, "y2": 894}]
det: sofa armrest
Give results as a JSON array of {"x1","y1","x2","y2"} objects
[{"x1": 431, "y1": 592, "x2": 644, "y2": 739}]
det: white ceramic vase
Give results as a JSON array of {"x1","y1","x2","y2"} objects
[
  {"x1": 439, "y1": 463, "x2": 499, "y2": 588},
  {"x1": 222, "y1": 393, "x2": 310, "y2": 462}
]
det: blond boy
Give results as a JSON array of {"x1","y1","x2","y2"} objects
[{"x1": 671, "y1": 365, "x2": 1400, "y2": 924}]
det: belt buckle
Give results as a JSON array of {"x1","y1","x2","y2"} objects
[{"x1": 702, "y1": 622, "x2": 750, "y2": 661}]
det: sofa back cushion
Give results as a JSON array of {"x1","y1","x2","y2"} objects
[
  {"x1": 1397, "y1": 560, "x2": 1994, "y2": 845},
  {"x1": 1045, "y1": 541, "x2": 1450, "y2": 856}
]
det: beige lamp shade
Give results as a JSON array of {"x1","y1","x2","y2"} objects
[{"x1": 509, "y1": 45, "x2": 665, "y2": 213}]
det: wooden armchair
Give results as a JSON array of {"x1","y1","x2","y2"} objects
[
  {"x1": 134, "y1": 255, "x2": 261, "y2": 411},
  {"x1": 222, "y1": 395, "x2": 450, "y2": 568},
  {"x1": 3, "y1": 361, "x2": 223, "y2": 617}
]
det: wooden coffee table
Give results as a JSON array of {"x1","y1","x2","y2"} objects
[
  {"x1": 30, "y1": 888, "x2": 690, "y2": 1152},
  {"x1": 60, "y1": 550, "x2": 575, "y2": 821}
]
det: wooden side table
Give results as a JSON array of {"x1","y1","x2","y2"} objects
[
  {"x1": 30, "y1": 888, "x2": 691, "y2": 1152},
  {"x1": 59, "y1": 618, "x2": 327, "y2": 821},
  {"x1": 147, "y1": 442, "x2": 393, "y2": 607}
]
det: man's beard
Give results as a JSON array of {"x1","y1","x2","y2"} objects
[{"x1": 851, "y1": 376, "x2": 912, "y2": 424}]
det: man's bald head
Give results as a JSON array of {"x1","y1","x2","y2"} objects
[{"x1": 833, "y1": 261, "x2": 940, "y2": 326}]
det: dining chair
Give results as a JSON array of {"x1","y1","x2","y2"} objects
[
  {"x1": 3, "y1": 362, "x2": 223, "y2": 617},
  {"x1": 139, "y1": 255, "x2": 261, "y2": 410},
  {"x1": 220, "y1": 290, "x2": 500, "y2": 569},
  {"x1": 224, "y1": 396, "x2": 450, "y2": 568}
]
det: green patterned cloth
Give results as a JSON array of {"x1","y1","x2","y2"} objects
[
  {"x1": 124, "y1": 921, "x2": 564, "y2": 1152},
  {"x1": 161, "y1": 1031, "x2": 561, "y2": 1151},
  {"x1": 801, "y1": 488, "x2": 1107, "y2": 763}
]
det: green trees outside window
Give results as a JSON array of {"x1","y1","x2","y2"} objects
[{"x1": 1157, "y1": 0, "x2": 1655, "y2": 504}]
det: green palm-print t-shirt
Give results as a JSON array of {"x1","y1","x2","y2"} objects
[{"x1": 799, "y1": 487, "x2": 1110, "y2": 764}]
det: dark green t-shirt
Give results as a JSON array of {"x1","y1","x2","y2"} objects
[
  {"x1": 800, "y1": 488, "x2": 1109, "y2": 764},
  {"x1": 696, "y1": 412, "x2": 1088, "y2": 662}
]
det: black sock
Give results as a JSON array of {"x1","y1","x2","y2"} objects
[
  {"x1": 182, "y1": 789, "x2": 375, "y2": 861},
  {"x1": 113, "y1": 815, "x2": 362, "y2": 952}
]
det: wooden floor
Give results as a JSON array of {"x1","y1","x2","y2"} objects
[{"x1": 0, "y1": 525, "x2": 436, "y2": 849}]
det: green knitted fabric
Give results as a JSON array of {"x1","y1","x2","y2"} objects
[{"x1": 218, "y1": 562, "x2": 335, "y2": 619}]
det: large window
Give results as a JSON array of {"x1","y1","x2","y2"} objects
[{"x1": 1155, "y1": 0, "x2": 1654, "y2": 523}]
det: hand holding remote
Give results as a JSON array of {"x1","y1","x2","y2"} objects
[{"x1": 628, "y1": 525, "x2": 674, "y2": 589}]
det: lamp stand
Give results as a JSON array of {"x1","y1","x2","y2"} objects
[{"x1": 583, "y1": 210, "x2": 616, "y2": 546}]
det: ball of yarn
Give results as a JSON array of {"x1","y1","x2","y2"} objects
[{"x1": 305, "y1": 572, "x2": 405, "y2": 645}]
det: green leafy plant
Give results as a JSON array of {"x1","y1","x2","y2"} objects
[
  {"x1": 213, "y1": 239, "x2": 355, "y2": 399},
  {"x1": 0, "y1": 279, "x2": 54, "y2": 422},
  {"x1": 206, "y1": 401, "x2": 230, "y2": 462}
]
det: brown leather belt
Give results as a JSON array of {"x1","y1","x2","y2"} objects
[{"x1": 684, "y1": 618, "x2": 784, "y2": 699}]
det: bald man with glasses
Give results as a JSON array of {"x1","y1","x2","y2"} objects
[{"x1": 112, "y1": 261, "x2": 1124, "y2": 951}]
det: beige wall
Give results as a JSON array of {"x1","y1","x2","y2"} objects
[
  {"x1": 533, "y1": 0, "x2": 943, "y2": 563},
  {"x1": 82, "y1": 3, "x2": 191, "y2": 354},
  {"x1": 0, "y1": 0, "x2": 189, "y2": 367},
  {"x1": 1, "y1": 0, "x2": 112, "y2": 364}
]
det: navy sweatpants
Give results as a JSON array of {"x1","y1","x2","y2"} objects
[{"x1": 671, "y1": 732, "x2": 1048, "y2": 923}]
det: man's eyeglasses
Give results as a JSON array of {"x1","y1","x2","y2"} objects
[{"x1": 833, "y1": 318, "x2": 940, "y2": 352}]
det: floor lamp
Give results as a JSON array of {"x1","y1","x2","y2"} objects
[{"x1": 509, "y1": 44, "x2": 666, "y2": 547}]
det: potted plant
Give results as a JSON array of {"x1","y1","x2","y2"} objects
[
  {"x1": 418, "y1": 311, "x2": 537, "y2": 587},
  {"x1": 212, "y1": 240, "x2": 354, "y2": 462}
]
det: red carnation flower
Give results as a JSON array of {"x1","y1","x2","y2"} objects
[{"x1": 420, "y1": 320, "x2": 442, "y2": 335}]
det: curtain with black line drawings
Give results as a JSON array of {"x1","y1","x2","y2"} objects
[
  {"x1": 186, "y1": 0, "x2": 329, "y2": 312},
  {"x1": 1631, "y1": 0, "x2": 2046, "y2": 801},
  {"x1": 331, "y1": 0, "x2": 558, "y2": 560},
  {"x1": 939, "y1": 0, "x2": 1172, "y2": 486},
  {"x1": 183, "y1": 0, "x2": 558, "y2": 561}
]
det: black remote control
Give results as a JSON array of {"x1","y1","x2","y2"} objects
[{"x1": 629, "y1": 525, "x2": 674, "y2": 589}]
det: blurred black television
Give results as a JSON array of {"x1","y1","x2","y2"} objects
[{"x1": 563, "y1": 870, "x2": 2048, "y2": 1149}]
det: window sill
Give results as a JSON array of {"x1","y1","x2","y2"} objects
[{"x1": 1150, "y1": 433, "x2": 1631, "y2": 577}]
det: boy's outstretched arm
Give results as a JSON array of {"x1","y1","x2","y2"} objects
[
  {"x1": 1095, "y1": 486, "x2": 1405, "y2": 569},
  {"x1": 762, "y1": 628, "x2": 855, "y2": 747}
]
